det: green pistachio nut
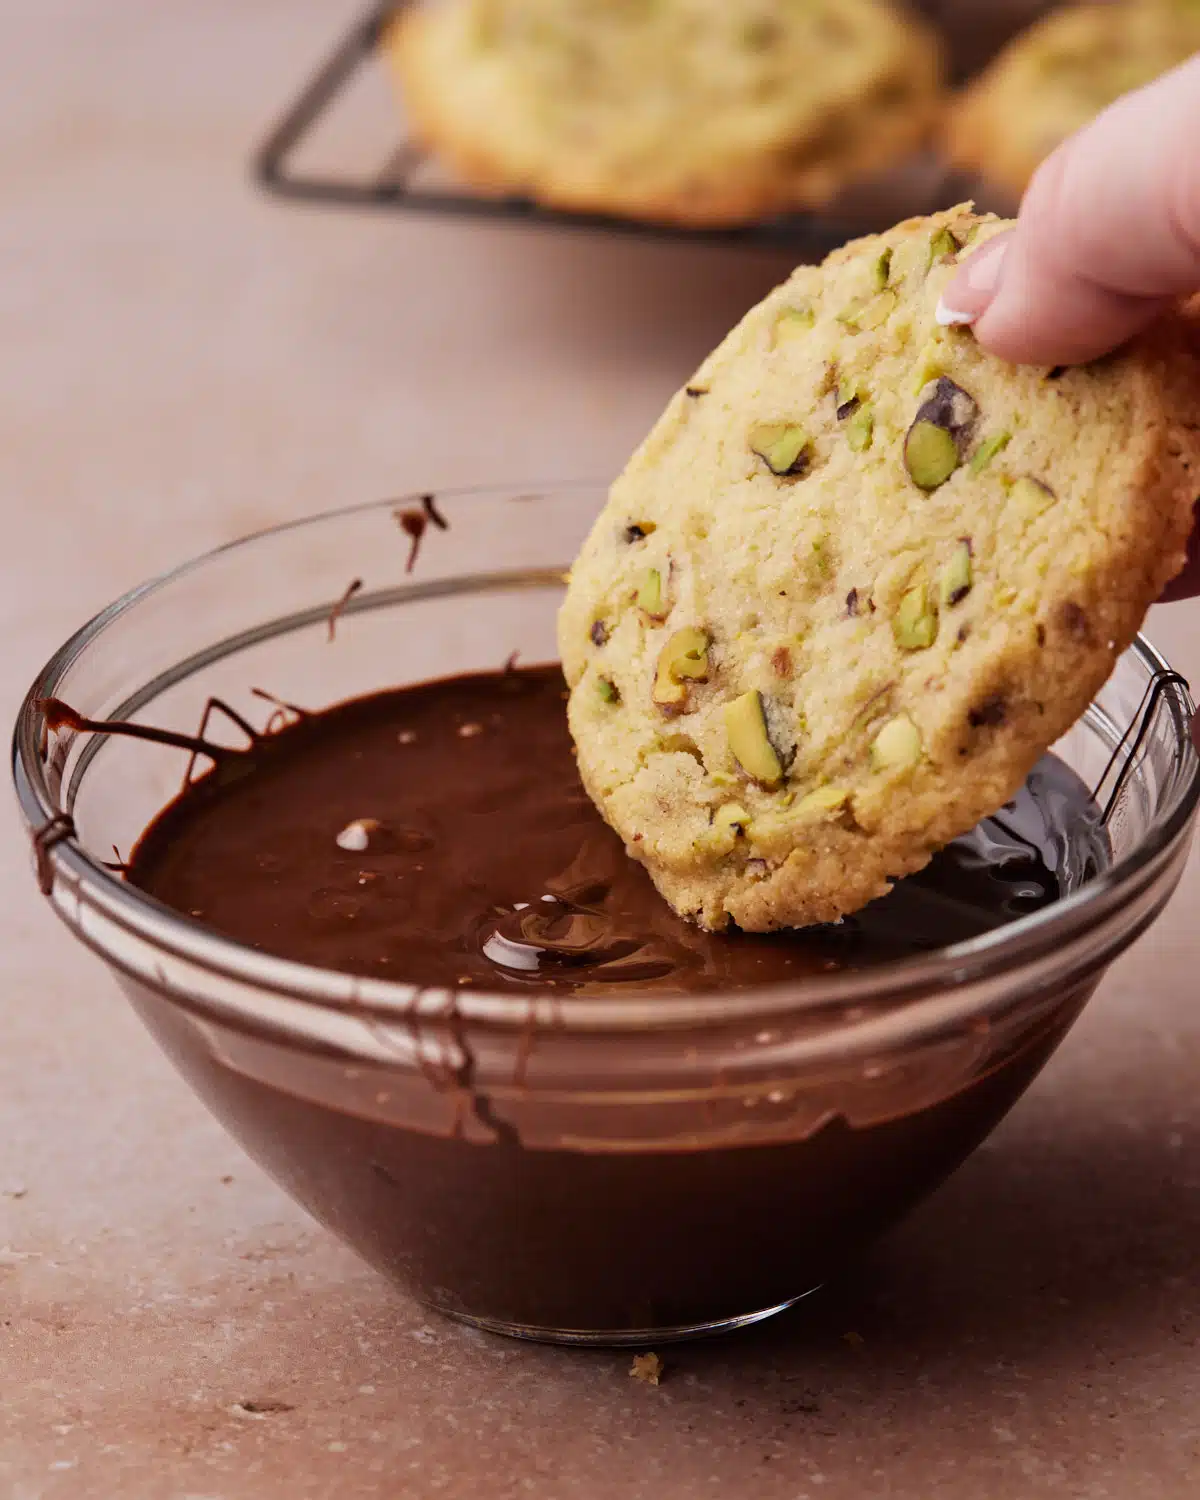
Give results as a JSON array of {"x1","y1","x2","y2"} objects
[
  {"x1": 871, "y1": 714, "x2": 922, "y2": 770},
  {"x1": 927, "y1": 226, "x2": 960, "y2": 269},
  {"x1": 749, "y1": 422, "x2": 811, "y2": 477},
  {"x1": 903, "y1": 378, "x2": 979, "y2": 490},
  {"x1": 773, "y1": 305, "x2": 815, "y2": 345},
  {"x1": 846, "y1": 404, "x2": 874, "y2": 452},
  {"x1": 969, "y1": 431, "x2": 1011, "y2": 474},
  {"x1": 724, "y1": 690, "x2": 784, "y2": 787},
  {"x1": 893, "y1": 581, "x2": 938, "y2": 650},
  {"x1": 839, "y1": 288, "x2": 898, "y2": 332},
  {"x1": 938, "y1": 541, "x2": 973, "y2": 609},
  {"x1": 652, "y1": 626, "x2": 710, "y2": 707},
  {"x1": 794, "y1": 786, "x2": 848, "y2": 819},
  {"x1": 636, "y1": 567, "x2": 668, "y2": 619},
  {"x1": 1009, "y1": 475, "x2": 1057, "y2": 519}
]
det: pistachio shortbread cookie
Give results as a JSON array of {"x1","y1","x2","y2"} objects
[
  {"x1": 386, "y1": 0, "x2": 944, "y2": 228},
  {"x1": 559, "y1": 205, "x2": 1200, "y2": 931},
  {"x1": 946, "y1": 0, "x2": 1200, "y2": 198}
]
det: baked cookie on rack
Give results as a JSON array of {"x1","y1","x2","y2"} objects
[
  {"x1": 386, "y1": 0, "x2": 944, "y2": 228},
  {"x1": 946, "y1": 0, "x2": 1200, "y2": 198},
  {"x1": 559, "y1": 205, "x2": 1200, "y2": 930}
]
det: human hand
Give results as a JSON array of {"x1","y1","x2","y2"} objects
[
  {"x1": 938, "y1": 54, "x2": 1200, "y2": 364},
  {"x1": 938, "y1": 54, "x2": 1200, "y2": 599}
]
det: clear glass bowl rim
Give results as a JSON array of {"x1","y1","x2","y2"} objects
[{"x1": 11, "y1": 482, "x2": 1200, "y2": 1034}]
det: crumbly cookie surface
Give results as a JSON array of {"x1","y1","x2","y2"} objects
[
  {"x1": 559, "y1": 205, "x2": 1200, "y2": 931},
  {"x1": 386, "y1": 0, "x2": 943, "y2": 228},
  {"x1": 946, "y1": 0, "x2": 1200, "y2": 197}
]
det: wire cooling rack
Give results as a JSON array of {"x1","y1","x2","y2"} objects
[{"x1": 253, "y1": 0, "x2": 982, "y2": 254}]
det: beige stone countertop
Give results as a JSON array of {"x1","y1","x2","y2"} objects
[{"x1": 2, "y1": 4, "x2": 1198, "y2": 1497}]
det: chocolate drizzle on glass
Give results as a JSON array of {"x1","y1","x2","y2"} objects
[
  {"x1": 326, "y1": 577, "x2": 363, "y2": 642},
  {"x1": 38, "y1": 697, "x2": 242, "y2": 772},
  {"x1": 394, "y1": 492, "x2": 450, "y2": 574}
]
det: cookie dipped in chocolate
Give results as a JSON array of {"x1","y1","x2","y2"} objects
[{"x1": 125, "y1": 664, "x2": 1110, "y2": 995}]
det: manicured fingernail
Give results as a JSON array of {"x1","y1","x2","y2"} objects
[
  {"x1": 935, "y1": 299, "x2": 976, "y2": 326},
  {"x1": 936, "y1": 232, "x2": 1012, "y2": 327}
]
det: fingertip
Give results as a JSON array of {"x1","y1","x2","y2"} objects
[
  {"x1": 971, "y1": 285, "x2": 1171, "y2": 366},
  {"x1": 934, "y1": 297, "x2": 976, "y2": 327},
  {"x1": 939, "y1": 230, "x2": 1013, "y2": 327}
]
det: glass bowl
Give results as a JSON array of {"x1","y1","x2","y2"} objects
[{"x1": 12, "y1": 484, "x2": 1200, "y2": 1346}]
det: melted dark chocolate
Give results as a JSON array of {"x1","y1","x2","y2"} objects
[{"x1": 125, "y1": 665, "x2": 1109, "y2": 996}]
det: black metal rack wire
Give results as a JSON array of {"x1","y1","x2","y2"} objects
[{"x1": 253, "y1": 0, "x2": 967, "y2": 255}]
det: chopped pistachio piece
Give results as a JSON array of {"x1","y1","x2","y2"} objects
[
  {"x1": 773, "y1": 305, "x2": 815, "y2": 344},
  {"x1": 873, "y1": 247, "x2": 893, "y2": 291},
  {"x1": 927, "y1": 226, "x2": 960, "y2": 269},
  {"x1": 839, "y1": 289, "x2": 898, "y2": 332},
  {"x1": 596, "y1": 676, "x2": 619, "y2": 704},
  {"x1": 652, "y1": 626, "x2": 710, "y2": 707},
  {"x1": 589, "y1": 619, "x2": 609, "y2": 647},
  {"x1": 846, "y1": 404, "x2": 874, "y2": 453},
  {"x1": 871, "y1": 714, "x2": 922, "y2": 770},
  {"x1": 939, "y1": 541, "x2": 973, "y2": 608},
  {"x1": 918, "y1": 376, "x2": 979, "y2": 437},
  {"x1": 749, "y1": 422, "x2": 811, "y2": 477},
  {"x1": 665, "y1": 627, "x2": 708, "y2": 678},
  {"x1": 835, "y1": 379, "x2": 861, "y2": 419},
  {"x1": 893, "y1": 582, "x2": 938, "y2": 650},
  {"x1": 970, "y1": 431, "x2": 1012, "y2": 474},
  {"x1": 1010, "y1": 475, "x2": 1057, "y2": 518},
  {"x1": 904, "y1": 421, "x2": 959, "y2": 490},
  {"x1": 713, "y1": 802, "x2": 751, "y2": 836},
  {"x1": 699, "y1": 800, "x2": 752, "y2": 856},
  {"x1": 636, "y1": 567, "x2": 668, "y2": 619},
  {"x1": 911, "y1": 353, "x2": 944, "y2": 395},
  {"x1": 658, "y1": 732, "x2": 704, "y2": 761},
  {"x1": 904, "y1": 378, "x2": 979, "y2": 490},
  {"x1": 724, "y1": 690, "x2": 784, "y2": 787},
  {"x1": 794, "y1": 786, "x2": 848, "y2": 819}
]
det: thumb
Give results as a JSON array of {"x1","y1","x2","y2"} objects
[{"x1": 938, "y1": 54, "x2": 1200, "y2": 366}]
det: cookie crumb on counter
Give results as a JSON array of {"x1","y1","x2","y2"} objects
[{"x1": 629, "y1": 1352, "x2": 664, "y2": 1386}]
